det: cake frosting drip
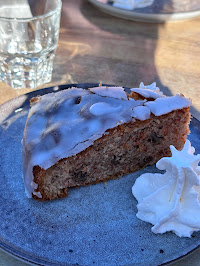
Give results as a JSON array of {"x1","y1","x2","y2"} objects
[
  {"x1": 132, "y1": 140, "x2": 200, "y2": 237},
  {"x1": 22, "y1": 83, "x2": 191, "y2": 198}
]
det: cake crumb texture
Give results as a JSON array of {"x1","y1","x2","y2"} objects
[{"x1": 33, "y1": 108, "x2": 190, "y2": 200}]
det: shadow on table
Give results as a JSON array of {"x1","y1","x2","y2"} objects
[{"x1": 80, "y1": 0, "x2": 171, "y2": 95}]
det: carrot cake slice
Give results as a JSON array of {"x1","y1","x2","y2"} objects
[{"x1": 22, "y1": 83, "x2": 191, "y2": 200}]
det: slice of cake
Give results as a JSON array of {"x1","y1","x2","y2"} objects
[{"x1": 22, "y1": 83, "x2": 191, "y2": 200}]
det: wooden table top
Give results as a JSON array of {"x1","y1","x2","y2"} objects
[{"x1": 0, "y1": 0, "x2": 200, "y2": 265}]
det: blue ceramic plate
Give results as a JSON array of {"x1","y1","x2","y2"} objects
[{"x1": 0, "y1": 83, "x2": 200, "y2": 266}]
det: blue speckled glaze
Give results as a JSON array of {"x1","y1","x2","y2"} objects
[{"x1": 0, "y1": 84, "x2": 199, "y2": 266}]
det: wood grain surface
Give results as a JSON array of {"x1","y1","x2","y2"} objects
[{"x1": 0, "y1": 0, "x2": 200, "y2": 265}]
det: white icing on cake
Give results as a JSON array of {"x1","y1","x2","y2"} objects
[
  {"x1": 90, "y1": 102, "x2": 122, "y2": 116},
  {"x1": 131, "y1": 106, "x2": 151, "y2": 121},
  {"x1": 131, "y1": 82, "x2": 164, "y2": 99},
  {"x1": 132, "y1": 140, "x2": 200, "y2": 238},
  {"x1": 145, "y1": 94, "x2": 191, "y2": 116},
  {"x1": 22, "y1": 84, "x2": 191, "y2": 198},
  {"x1": 90, "y1": 86, "x2": 128, "y2": 100}
]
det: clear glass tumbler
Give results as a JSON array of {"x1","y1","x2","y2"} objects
[{"x1": 0, "y1": 0, "x2": 62, "y2": 89}]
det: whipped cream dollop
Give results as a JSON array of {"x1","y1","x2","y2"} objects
[{"x1": 132, "y1": 140, "x2": 200, "y2": 237}]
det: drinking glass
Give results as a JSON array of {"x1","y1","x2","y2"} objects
[{"x1": 0, "y1": 0, "x2": 62, "y2": 89}]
